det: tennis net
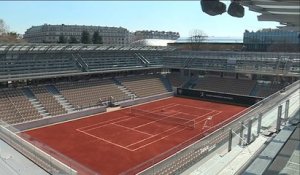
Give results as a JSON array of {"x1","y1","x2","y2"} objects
[{"x1": 130, "y1": 108, "x2": 195, "y2": 129}]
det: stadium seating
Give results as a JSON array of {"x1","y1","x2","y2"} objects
[
  {"x1": 30, "y1": 86, "x2": 67, "y2": 116},
  {"x1": 55, "y1": 79, "x2": 130, "y2": 109},
  {"x1": 166, "y1": 73, "x2": 187, "y2": 87},
  {"x1": 0, "y1": 53, "x2": 80, "y2": 80},
  {"x1": 194, "y1": 77, "x2": 256, "y2": 96},
  {"x1": 162, "y1": 55, "x2": 190, "y2": 68},
  {"x1": 255, "y1": 83, "x2": 285, "y2": 97},
  {"x1": 0, "y1": 88, "x2": 41, "y2": 124},
  {"x1": 79, "y1": 52, "x2": 143, "y2": 71},
  {"x1": 117, "y1": 75, "x2": 170, "y2": 98}
]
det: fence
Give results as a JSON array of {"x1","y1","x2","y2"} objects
[
  {"x1": 121, "y1": 80, "x2": 300, "y2": 175},
  {"x1": 0, "y1": 120, "x2": 99, "y2": 175}
]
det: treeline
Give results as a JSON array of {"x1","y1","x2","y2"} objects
[
  {"x1": 58, "y1": 30, "x2": 103, "y2": 44},
  {"x1": 0, "y1": 19, "x2": 26, "y2": 43}
]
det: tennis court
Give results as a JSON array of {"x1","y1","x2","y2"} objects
[{"x1": 25, "y1": 97, "x2": 246, "y2": 175}]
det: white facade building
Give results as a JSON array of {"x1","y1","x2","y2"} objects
[{"x1": 24, "y1": 24, "x2": 130, "y2": 44}]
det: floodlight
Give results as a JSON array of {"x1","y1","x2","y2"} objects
[
  {"x1": 200, "y1": 0, "x2": 226, "y2": 16},
  {"x1": 227, "y1": 1, "x2": 245, "y2": 18}
]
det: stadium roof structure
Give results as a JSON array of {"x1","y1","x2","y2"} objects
[
  {"x1": 130, "y1": 39, "x2": 177, "y2": 47},
  {"x1": 242, "y1": 0, "x2": 300, "y2": 31},
  {"x1": 0, "y1": 43, "x2": 176, "y2": 54}
]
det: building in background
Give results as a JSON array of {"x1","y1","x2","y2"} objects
[
  {"x1": 24, "y1": 24, "x2": 130, "y2": 44},
  {"x1": 243, "y1": 29, "x2": 300, "y2": 52},
  {"x1": 134, "y1": 30, "x2": 180, "y2": 41}
]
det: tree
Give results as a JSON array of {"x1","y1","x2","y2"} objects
[
  {"x1": 189, "y1": 29, "x2": 207, "y2": 43},
  {"x1": 69, "y1": 36, "x2": 79, "y2": 44},
  {"x1": 81, "y1": 30, "x2": 91, "y2": 44},
  {"x1": 58, "y1": 34, "x2": 67, "y2": 43},
  {"x1": 92, "y1": 31, "x2": 103, "y2": 44},
  {"x1": 0, "y1": 19, "x2": 9, "y2": 35}
]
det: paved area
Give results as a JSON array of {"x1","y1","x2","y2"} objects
[
  {"x1": 265, "y1": 123, "x2": 300, "y2": 175},
  {"x1": 0, "y1": 139, "x2": 49, "y2": 175}
]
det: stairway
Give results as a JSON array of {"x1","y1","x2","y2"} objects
[
  {"x1": 112, "y1": 78, "x2": 137, "y2": 100},
  {"x1": 22, "y1": 87, "x2": 50, "y2": 117},
  {"x1": 183, "y1": 77, "x2": 198, "y2": 89},
  {"x1": 45, "y1": 85, "x2": 76, "y2": 113},
  {"x1": 160, "y1": 75, "x2": 173, "y2": 92},
  {"x1": 72, "y1": 53, "x2": 89, "y2": 72},
  {"x1": 250, "y1": 82, "x2": 261, "y2": 96}
]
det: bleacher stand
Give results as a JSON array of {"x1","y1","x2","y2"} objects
[
  {"x1": 30, "y1": 86, "x2": 67, "y2": 116},
  {"x1": 55, "y1": 79, "x2": 129, "y2": 109},
  {"x1": 0, "y1": 88, "x2": 41, "y2": 124},
  {"x1": 166, "y1": 73, "x2": 187, "y2": 87},
  {"x1": 117, "y1": 75, "x2": 169, "y2": 98},
  {"x1": 194, "y1": 77, "x2": 256, "y2": 96}
]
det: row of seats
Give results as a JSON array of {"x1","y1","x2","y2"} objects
[
  {"x1": 0, "y1": 88, "x2": 42, "y2": 124},
  {"x1": 256, "y1": 83, "x2": 285, "y2": 97},
  {"x1": 79, "y1": 53, "x2": 142, "y2": 71},
  {"x1": 0, "y1": 54, "x2": 80, "y2": 78},
  {"x1": 166, "y1": 73, "x2": 186, "y2": 87},
  {"x1": 30, "y1": 86, "x2": 67, "y2": 116},
  {"x1": 117, "y1": 75, "x2": 169, "y2": 98},
  {"x1": 193, "y1": 77, "x2": 256, "y2": 96},
  {"x1": 56, "y1": 79, "x2": 130, "y2": 109}
]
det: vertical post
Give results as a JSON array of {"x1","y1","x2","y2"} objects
[
  {"x1": 257, "y1": 113, "x2": 262, "y2": 135},
  {"x1": 239, "y1": 122, "x2": 244, "y2": 146},
  {"x1": 284, "y1": 100, "x2": 289, "y2": 120},
  {"x1": 276, "y1": 105, "x2": 283, "y2": 133},
  {"x1": 247, "y1": 119, "x2": 252, "y2": 144},
  {"x1": 228, "y1": 128, "x2": 232, "y2": 152}
]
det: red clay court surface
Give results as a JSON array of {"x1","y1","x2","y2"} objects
[{"x1": 25, "y1": 97, "x2": 246, "y2": 175}]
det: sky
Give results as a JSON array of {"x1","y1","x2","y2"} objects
[{"x1": 0, "y1": 1, "x2": 280, "y2": 38}]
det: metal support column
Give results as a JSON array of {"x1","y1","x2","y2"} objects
[
  {"x1": 284, "y1": 100, "x2": 289, "y2": 120},
  {"x1": 239, "y1": 122, "x2": 244, "y2": 146},
  {"x1": 276, "y1": 105, "x2": 283, "y2": 133},
  {"x1": 247, "y1": 119, "x2": 252, "y2": 144},
  {"x1": 257, "y1": 113, "x2": 262, "y2": 135},
  {"x1": 228, "y1": 129, "x2": 233, "y2": 152}
]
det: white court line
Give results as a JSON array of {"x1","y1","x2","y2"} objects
[
  {"x1": 132, "y1": 105, "x2": 215, "y2": 129},
  {"x1": 78, "y1": 103, "x2": 177, "y2": 131},
  {"x1": 178, "y1": 104, "x2": 217, "y2": 112},
  {"x1": 76, "y1": 129, "x2": 134, "y2": 151},
  {"x1": 126, "y1": 108, "x2": 221, "y2": 149},
  {"x1": 129, "y1": 111, "x2": 223, "y2": 151},
  {"x1": 77, "y1": 103, "x2": 223, "y2": 151},
  {"x1": 132, "y1": 111, "x2": 184, "y2": 129},
  {"x1": 150, "y1": 104, "x2": 179, "y2": 112},
  {"x1": 81, "y1": 116, "x2": 134, "y2": 132},
  {"x1": 149, "y1": 103, "x2": 178, "y2": 111},
  {"x1": 77, "y1": 115, "x2": 131, "y2": 131},
  {"x1": 23, "y1": 96, "x2": 174, "y2": 132},
  {"x1": 112, "y1": 123, "x2": 154, "y2": 136}
]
